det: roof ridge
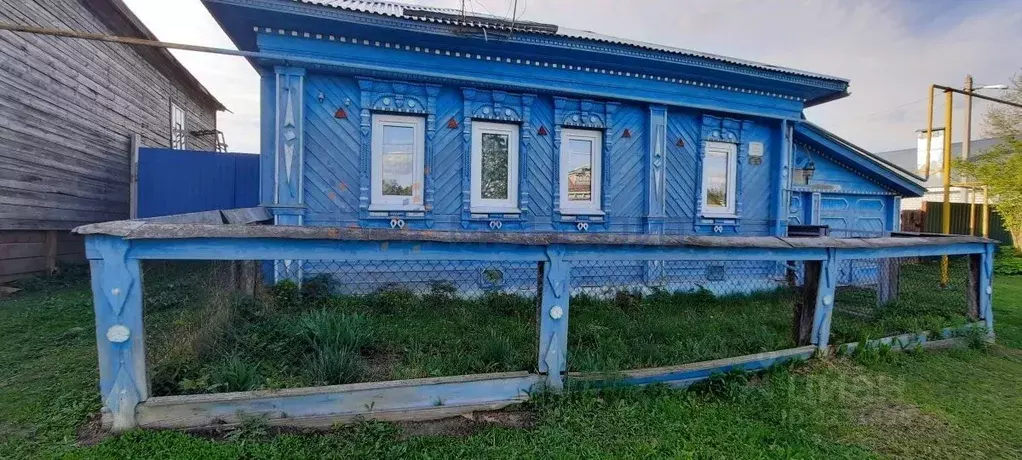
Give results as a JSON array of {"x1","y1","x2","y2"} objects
[{"x1": 294, "y1": 0, "x2": 848, "y2": 84}]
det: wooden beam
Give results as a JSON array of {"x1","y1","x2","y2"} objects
[
  {"x1": 570, "y1": 346, "x2": 817, "y2": 388},
  {"x1": 43, "y1": 230, "x2": 57, "y2": 275},
  {"x1": 135, "y1": 372, "x2": 539, "y2": 430},
  {"x1": 793, "y1": 260, "x2": 820, "y2": 346},
  {"x1": 968, "y1": 253, "x2": 981, "y2": 320}
]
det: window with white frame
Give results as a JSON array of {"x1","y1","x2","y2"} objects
[
  {"x1": 559, "y1": 128, "x2": 603, "y2": 214},
  {"x1": 170, "y1": 103, "x2": 186, "y2": 150},
  {"x1": 701, "y1": 141, "x2": 738, "y2": 216},
  {"x1": 471, "y1": 121, "x2": 520, "y2": 213},
  {"x1": 371, "y1": 114, "x2": 425, "y2": 210}
]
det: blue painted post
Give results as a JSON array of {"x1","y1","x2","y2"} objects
[
  {"x1": 271, "y1": 66, "x2": 306, "y2": 283},
  {"x1": 811, "y1": 248, "x2": 839, "y2": 352},
  {"x1": 86, "y1": 236, "x2": 147, "y2": 432},
  {"x1": 980, "y1": 243, "x2": 996, "y2": 333},
  {"x1": 538, "y1": 245, "x2": 570, "y2": 391},
  {"x1": 644, "y1": 105, "x2": 667, "y2": 284}
]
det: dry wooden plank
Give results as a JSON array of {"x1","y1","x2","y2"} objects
[
  {"x1": 43, "y1": 230, "x2": 57, "y2": 274},
  {"x1": 135, "y1": 372, "x2": 539, "y2": 430},
  {"x1": 0, "y1": 242, "x2": 44, "y2": 259},
  {"x1": 0, "y1": 185, "x2": 128, "y2": 214},
  {"x1": 0, "y1": 256, "x2": 46, "y2": 276},
  {"x1": 0, "y1": 230, "x2": 45, "y2": 244},
  {"x1": 0, "y1": 167, "x2": 129, "y2": 204},
  {"x1": 0, "y1": 203, "x2": 126, "y2": 223},
  {"x1": 2, "y1": 219, "x2": 95, "y2": 231}
]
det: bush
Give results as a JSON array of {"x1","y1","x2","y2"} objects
[
  {"x1": 994, "y1": 250, "x2": 1022, "y2": 275},
  {"x1": 424, "y1": 281, "x2": 457, "y2": 304},
  {"x1": 270, "y1": 280, "x2": 301, "y2": 311},
  {"x1": 211, "y1": 355, "x2": 262, "y2": 392},
  {"x1": 366, "y1": 285, "x2": 418, "y2": 313},
  {"x1": 479, "y1": 330, "x2": 518, "y2": 371},
  {"x1": 298, "y1": 309, "x2": 374, "y2": 352},
  {"x1": 308, "y1": 346, "x2": 365, "y2": 385},
  {"x1": 301, "y1": 275, "x2": 335, "y2": 305}
]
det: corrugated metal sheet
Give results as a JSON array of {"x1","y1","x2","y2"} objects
[
  {"x1": 137, "y1": 148, "x2": 260, "y2": 218},
  {"x1": 294, "y1": 0, "x2": 848, "y2": 83}
]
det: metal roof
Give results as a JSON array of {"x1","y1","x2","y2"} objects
[{"x1": 295, "y1": 0, "x2": 848, "y2": 84}]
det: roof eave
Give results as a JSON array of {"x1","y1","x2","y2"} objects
[
  {"x1": 111, "y1": 0, "x2": 228, "y2": 112},
  {"x1": 795, "y1": 122, "x2": 927, "y2": 197}
]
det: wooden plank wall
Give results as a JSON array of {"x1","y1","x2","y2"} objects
[
  {"x1": 0, "y1": 0, "x2": 218, "y2": 232},
  {"x1": 0, "y1": 230, "x2": 84, "y2": 282}
]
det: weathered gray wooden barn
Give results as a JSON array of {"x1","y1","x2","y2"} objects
[{"x1": 0, "y1": 0, "x2": 226, "y2": 282}]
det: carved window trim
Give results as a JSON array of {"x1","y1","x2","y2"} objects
[
  {"x1": 694, "y1": 114, "x2": 751, "y2": 233},
  {"x1": 552, "y1": 96, "x2": 618, "y2": 228},
  {"x1": 461, "y1": 88, "x2": 535, "y2": 229},
  {"x1": 357, "y1": 78, "x2": 439, "y2": 226}
]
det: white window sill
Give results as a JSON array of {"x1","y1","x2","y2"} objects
[
  {"x1": 561, "y1": 209, "x2": 605, "y2": 216},
  {"x1": 470, "y1": 206, "x2": 521, "y2": 215},
  {"x1": 701, "y1": 213, "x2": 738, "y2": 220},
  {"x1": 369, "y1": 204, "x2": 425, "y2": 212}
]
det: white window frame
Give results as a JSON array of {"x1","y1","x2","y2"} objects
[
  {"x1": 470, "y1": 121, "x2": 520, "y2": 213},
  {"x1": 559, "y1": 128, "x2": 603, "y2": 215},
  {"x1": 700, "y1": 141, "x2": 738, "y2": 217},
  {"x1": 370, "y1": 114, "x2": 426, "y2": 211},
  {"x1": 170, "y1": 102, "x2": 186, "y2": 150}
]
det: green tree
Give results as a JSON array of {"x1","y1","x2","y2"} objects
[{"x1": 960, "y1": 73, "x2": 1022, "y2": 248}]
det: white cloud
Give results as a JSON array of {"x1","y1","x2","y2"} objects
[{"x1": 124, "y1": 0, "x2": 1022, "y2": 154}]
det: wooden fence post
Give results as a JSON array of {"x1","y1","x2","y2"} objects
[
  {"x1": 86, "y1": 236, "x2": 147, "y2": 432},
  {"x1": 967, "y1": 253, "x2": 982, "y2": 321},
  {"x1": 43, "y1": 230, "x2": 58, "y2": 275},
  {"x1": 876, "y1": 258, "x2": 900, "y2": 307},
  {"x1": 793, "y1": 260, "x2": 820, "y2": 346},
  {"x1": 129, "y1": 134, "x2": 140, "y2": 220},
  {"x1": 810, "y1": 249, "x2": 838, "y2": 352},
  {"x1": 538, "y1": 245, "x2": 570, "y2": 391}
]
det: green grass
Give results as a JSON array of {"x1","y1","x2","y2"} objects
[{"x1": 2, "y1": 264, "x2": 1022, "y2": 458}]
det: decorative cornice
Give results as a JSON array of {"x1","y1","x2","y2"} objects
[
  {"x1": 230, "y1": 0, "x2": 845, "y2": 91},
  {"x1": 254, "y1": 26, "x2": 807, "y2": 102}
]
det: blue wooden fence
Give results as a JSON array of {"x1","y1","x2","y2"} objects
[
  {"x1": 75, "y1": 221, "x2": 996, "y2": 432},
  {"x1": 137, "y1": 148, "x2": 259, "y2": 218}
]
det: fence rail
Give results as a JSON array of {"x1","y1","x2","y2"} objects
[{"x1": 76, "y1": 220, "x2": 997, "y2": 432}]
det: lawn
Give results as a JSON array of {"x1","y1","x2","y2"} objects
[{"x1": 1, "y1": 262, "x2": 1020, "y2": 458}]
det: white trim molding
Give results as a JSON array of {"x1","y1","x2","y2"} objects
[
  {"x1": 470, "y1": 121, "x2": 521, "y2": 214},
  {"x1": 370, "y1": 113, "x2": 426, "y2": 211},
  {"x1": 559, "y1": 128, "x2": 603, "y2": 216},
  {"x1": 700, "y1": 141, "x2": 738, "y2": 218}
]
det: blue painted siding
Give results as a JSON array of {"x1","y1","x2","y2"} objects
[
  {"x1": 303, "y1": 74, "x2": 361, "y2": 226},
  {"x1": 297, "y1": 74, "x2": 797, "y2": 237},
  {"x1": 137, "y1": 148, "x2": 259, "y2": 218},
  {"x1": 285, "y1": 73, "x2": 898, "y2": 294},
  {"x1": 796, "y1": 144, "x2": 891, "y2": 195}
]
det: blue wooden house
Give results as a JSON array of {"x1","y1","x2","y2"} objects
[{"x1": 203, "y1": 0, "x2": 925, "y2": 293}]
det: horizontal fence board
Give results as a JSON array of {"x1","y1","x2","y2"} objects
[
  {"x1": 570, "y1": 346, "x2": 817, "y2": 387},
  {"x1": 136, "y1": 372, "x2": 540, "y2": 430}
]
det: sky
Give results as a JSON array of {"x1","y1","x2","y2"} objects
[{"x1": 122, "y1": 0, "x2": 1022, "y2": 154}]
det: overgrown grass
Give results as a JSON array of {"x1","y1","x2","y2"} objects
[
  {"x1": 831, "y1": 258, "x2": 974, "y2": 343},
  {"x1": 3, "y1": 264, "x2": 1021, "y2": 458},
  {"x1": 140, "y1": 258, "x2": 982, "y2": 395}
]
